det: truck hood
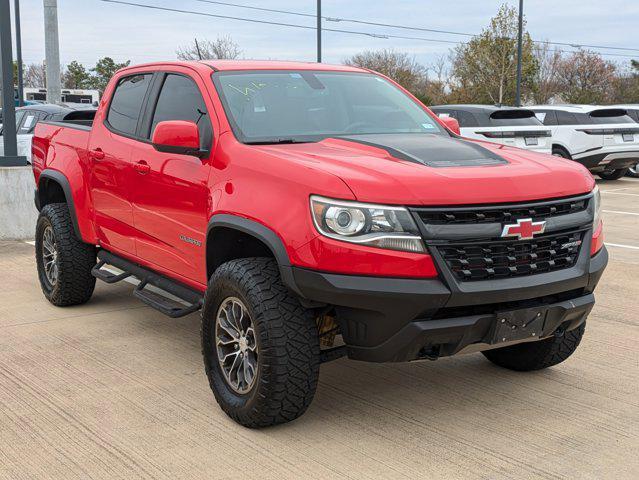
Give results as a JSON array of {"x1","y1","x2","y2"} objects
[{"x1": 251, "y1": 133, "x2": 595, "y2": 205}]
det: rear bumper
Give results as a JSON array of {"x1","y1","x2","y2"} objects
[
  {"x1": 291, "y1": 246, "x2": 608, "y2": 363},
  {"x1": 575, "y1": 150, "x2": 639, "y2": 172}
]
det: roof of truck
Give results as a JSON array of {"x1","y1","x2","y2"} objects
[{"x1": 119, "y1": 60, "x2": 369, "y2": 74}]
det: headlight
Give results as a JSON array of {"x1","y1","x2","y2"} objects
[
  {"x1": 310, "y1": 195, "x2": 425, "y2": 253},
  {"x1": 592, "y1": 185, "x2": 601, "y2": 228}
]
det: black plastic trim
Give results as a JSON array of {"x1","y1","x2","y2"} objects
[
  {"x1": 38, "y1": 169, "x2": 81, "y2": 239},
  {"x1": 206, "y1": 214, "x2": 299, "y2": 294}
]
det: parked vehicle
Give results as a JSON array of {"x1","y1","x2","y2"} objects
[
  {"x1": 24, "y1": 87, "x2": 100, "y2": 106},
  {"x1": 0, "y1": 104, "x2": 95, "y2": 163},
  {"x1": 31, "y1": 60, "x2": 607, "y2": 428},
  {"x1": 531, "y1": 105, "x2": 639, "y2": 180},
  {"x1": 431, "y1": 105, "x2": 552, "y2": 154},
  {"x1": 610, "y1": 105, "x2": 639, "y2": 178}
]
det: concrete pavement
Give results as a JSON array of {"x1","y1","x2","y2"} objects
[{"x1": 0, "y1": 178, "x2": 637, "y2": 480}]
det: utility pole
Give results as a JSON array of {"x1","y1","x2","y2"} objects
[
  {"x1": 0, "y1": 0, "x2": 26, "y2": 166},
  {"x1": 515, "y1": 0, "x2": 523, "y2": 107},
  {"x1": 15, "y1": 0, "x2": 24, "y2": 107},
  {"x1": 316, "y1": 0, "x2": 322, "y2": 63},
  {"x1": 43, "y1": 0, "x2": 61, "y2": 104}
]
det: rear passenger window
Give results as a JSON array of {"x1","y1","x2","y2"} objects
[
  {"x1": 556, "y1": 111, "x2": 579, "y2": 126},
  {"x1": 107, "y1": 74, "x2": 152, "y2": 136},
  {"x1": 150, "y1": 74, "x2": 213, "y2": 150},
  {"x1": 456, "y1": 111, "x2": 479, "y2": 128}
]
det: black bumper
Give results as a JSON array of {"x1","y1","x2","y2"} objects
[
  {"x1": 291, "y1": 246, "x2": 608, "y2": 363},
  {"x1": 577, "y1": 151, "x2": 639, "y2": 172}
]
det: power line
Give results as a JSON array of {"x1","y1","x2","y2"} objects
[
  {"x1": 98, "y1": 0, "x2": 638, "y2": 58},
  {"x1": 192, "y1": 0, "x2": 639, "y2": 54}
]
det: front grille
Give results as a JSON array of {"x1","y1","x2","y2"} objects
[
  {"x1": 416, "y1": 196, "x2": 589, "y2": 225},
  {"x1": 436, "y1": 230, "x2": 585, "y2": 281}
]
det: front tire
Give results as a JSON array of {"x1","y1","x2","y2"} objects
[
  {"x1": 598, "y1": 168, "x2": 629, "y2": 180},
  {"x1": 482, "y1": 322, "x2": 585, "y2": 371},
  {"x1": 626, "y1": 163, "x2": 639, "y2": 178},
  {"x1": 35, "y1": 203, "x2": 97, "y2": 306},
  {"x1": 201, "y1": 258, "x2": 320, "y2": 428}
]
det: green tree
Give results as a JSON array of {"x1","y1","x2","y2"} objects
[
  {"x1": 89, "y1": 57, "x2": 130, "y2": 93},
  {"x1": 62, "y1": 61, "x2": 91, "y2": 89},
  {"x1": 449, "y1": 4, "x2": 537, "y2": 105}
]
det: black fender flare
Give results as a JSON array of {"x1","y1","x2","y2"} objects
[
  {"x1": 37, "y1": 169, "x2": 82, "y2": 239},
  {"x1": 206, "y1": 214, "x2": 302, "y2": 296}
]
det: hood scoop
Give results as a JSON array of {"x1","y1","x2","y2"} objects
[{"x1": 337, "y1": 134, "x2": 508, "y2": 168}]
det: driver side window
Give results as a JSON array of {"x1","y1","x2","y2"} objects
[{"x1": 149, "y1": 74, "x2": 213, "y2": 151}]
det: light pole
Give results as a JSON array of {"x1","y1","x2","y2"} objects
[
  {"x1": 0, "y1": 0, "x2": 26, "y2": 166},
  {"x1": 15, "y1": 0, "x2": 24, "y2": 107},
  {"x1": 43, "y1": 0, "x2": 61, "y2": 104},
  {"x1": 515, "y1": 0, "x2": 523, "y2": 107},
  {"x1": 316, "y1": 0, "x2": 322, "y2": 63}
]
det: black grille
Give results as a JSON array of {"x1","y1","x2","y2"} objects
[
  {"x1": 436, "y1": 230, "x2": 585, "y2": 281},
  {"x1": 416, "y1": 197, "x2": 588, "y2": 225}
]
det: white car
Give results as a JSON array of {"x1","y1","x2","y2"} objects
[
  {"x1": 610, "y1": 105, "x2": 639, "y2": 178},
  {"x1": 530, "y1": 105, "x2": 639, "y2": 180},
  {"x1": 0, "y1": 104, "x2": 95, "y2": 163},
  {"x1": 430, "y1": 105, "x2": 552, "y2": 154}
]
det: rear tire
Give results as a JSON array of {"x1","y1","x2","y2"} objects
[
  {"x1": 201, "y1": 257, "x2": 320, "y2": 428},
  {"x1": 552, "y1": 147, "x2": 571, "y2": 159},
  {"x1": 35, "y1": 203, "x2": 97, "y2": 306},
  {"x1": 598, "y1": 168, "x2": 629, "y2": 181},
  {"x1": 482, "y1": 322, "x2": 585, "y2": 371}
]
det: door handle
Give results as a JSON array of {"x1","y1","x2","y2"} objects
[
  {"x1": 89, "y1": 148, "x2": 105, "y2": 160},
  {"x1": 134, "y1": 160, "x2": 151, "y2": 175}
]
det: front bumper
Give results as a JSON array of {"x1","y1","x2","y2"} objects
[{"x1": 291, "y1": 246, "x2": 608, "y2": 363}]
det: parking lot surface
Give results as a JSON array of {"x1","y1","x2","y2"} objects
[{"x1": 0, "y1": 179, "x2": 637, "y2": 480}]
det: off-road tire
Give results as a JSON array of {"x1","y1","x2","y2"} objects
[
  {"x1": 35, "y1": 203, "x2": 96, "y2": 306},
  {"x1": 201, "y1": 257, "x2": 320, "y2": 428},
  {"x1": 598, "y1": 168, "x2": 629, "y2": 181},
  {"x1": 482, "y1": 322, "x2": 586, "y2": 371}
]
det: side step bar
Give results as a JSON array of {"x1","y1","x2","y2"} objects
[{"x1": 92, "y1": 250, "x2": 204, "y2": 318}]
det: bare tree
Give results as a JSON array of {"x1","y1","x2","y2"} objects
[
  {"x1": 24, "y1": 62, "x2": 47, "y2": 88},
  {"x1": 423, "y1": 55, "x2": 450, "y2": 105},
  {"x1": 344, "y1": 49, "x2": 428, "y2": 94},
  {"x1": 555, "y1": 50, "x2": 617, "y2": 104},
  {"x1": 531, "y1": 42, "x2": 562, "y2": 104},
  {"x1": 176, "y1": 35, "x2": 242, "y2": 60}
]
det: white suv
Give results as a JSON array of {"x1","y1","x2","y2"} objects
[
  {"x1": 530, "y1": 105, "x2": 639, "y2": 180},
  {"x1": 431, "y1": 105, "x2": 552, "y2": 154}
]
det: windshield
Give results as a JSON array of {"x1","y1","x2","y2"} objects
[{"x1": 212, "y1": 70, "x2": 445, "y2": 143}]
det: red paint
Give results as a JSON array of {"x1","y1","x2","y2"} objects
[
  {"x1": 152, "y1": 120, "x2": 200, "y2": 151},
  {"x1": 440, "y1": 116, "x2": 461, "y2": 135},
  {"x1": 31, "y1": 60, "x2": 598, "y2": 290},
  {"x1": 591, "y1": 221, "x2": 604, "y2": 256}
]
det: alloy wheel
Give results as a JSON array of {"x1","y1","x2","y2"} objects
[
  {"x1": 42, "y1": 226, "x2": 59, "y2": 287},
  {"x1": 215, "y1": 297, "x2": 258, "y2": 394}
]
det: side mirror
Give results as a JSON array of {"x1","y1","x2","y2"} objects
[
  {"x1": 440, "y1": 116, "x2": 461, "y2": 136},
  {"x1": 151, "y1": 120, "x2": 205, "y2": 157}
]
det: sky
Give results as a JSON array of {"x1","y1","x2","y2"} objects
[{"x1": 11, "y1": 0, "x2": 639, "y2": 72}]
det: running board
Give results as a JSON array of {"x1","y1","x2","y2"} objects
[{"x1": 92, "y1": 250, "x2": 203, "y2": 318}]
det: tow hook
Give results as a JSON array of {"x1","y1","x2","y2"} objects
[{"x1": 554, "y1": 326, "x2": 565, "y2": 338}]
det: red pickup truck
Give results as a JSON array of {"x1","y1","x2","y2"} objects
[{"x1": 32, "y1": 60, "x2": 607, "y2": 428}]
